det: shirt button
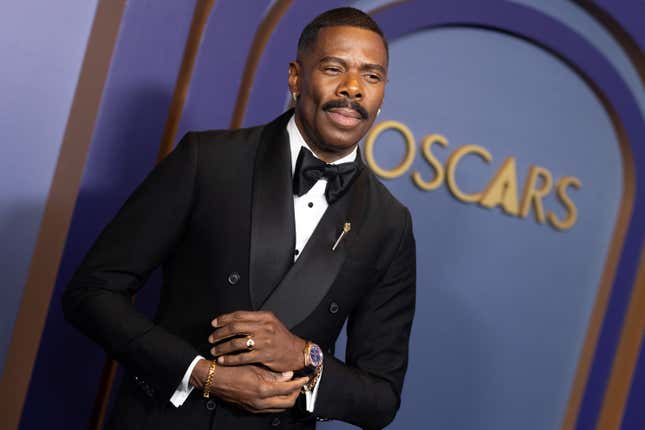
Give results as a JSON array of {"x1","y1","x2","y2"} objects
[
  {"x1": 294, "y1": 249, "x2": 300, "y2": 256},
  {"x1": 205, "y1": 399, "x2": 217, "y2": 411},
  {"x1": 308, "y1": 202, "x2": 314, "y2": 208},
  {"x1": 329, "y1": 302, "x2": 339, "y2": 314},
  {"x1": 227, "y1": 272, "x2": 240, "y2": 285},
  {"x1": 271, "y1": 417, "x2": 281, "y2": 426}
]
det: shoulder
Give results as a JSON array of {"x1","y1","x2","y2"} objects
[
  {"x1": 174, "y1": 123, "x2": 267, "y2": 172},
  {"x1": 183, "y1": 123, "x2": 265, "y2": 151}
]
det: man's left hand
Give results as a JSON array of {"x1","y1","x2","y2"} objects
[{"x1": 209, "y1": 311, "x2": 306, "y2": 372}]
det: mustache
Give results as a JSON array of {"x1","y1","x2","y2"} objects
[{"x1": 322, "y1": 99, "x2": 369, "y2": 120}]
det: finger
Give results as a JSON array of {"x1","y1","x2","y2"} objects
[
  {"x1": 211, "y1": 336, "x2": 257, "y2": 356},
  {"x1": 254, "y1": 369, "x2": 293, "y2": 382},
  {"x1": 216, "y1": 351, "x2": 258, "y2": 366},
  {"x1": 282, "y1": 389, "x2": 303, "y2": 405},
  {"x1": 209, "y1": 322, "x2": 259, "y2": 343},
  {"x1": 229, "y1": 400, "x2": 287, "y2": 415},
  {"x1": 268, "y1": 389, "x2": 302, "y2": 404},
  {"x1": 261, "y1": 377, "x2": 309, "y2": 398},
  {"x1": 211, "y1": 311, "x2": 267, "y2": 328},
  {"x1": 279, "y1": 371, "x2": 294, "y2": 381},
  {"x1": 255, "y1": 390, "x2": 302, "y2": 410}
]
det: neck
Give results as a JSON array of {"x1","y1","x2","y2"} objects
[{"x1": 294, "y1": 113, "x2": 356, "y2": 163}]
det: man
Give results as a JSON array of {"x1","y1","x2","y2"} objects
[{"x1": 63, "y1": 7, "x2": 415, "y2": 430}]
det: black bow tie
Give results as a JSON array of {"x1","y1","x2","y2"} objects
[{"x1": 293, "y1": 147, "x2": 359, "y2": 204}]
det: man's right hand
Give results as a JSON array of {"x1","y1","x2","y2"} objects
[{"x1": 189, "y1": 359, "x2": 308, "y2": 413}]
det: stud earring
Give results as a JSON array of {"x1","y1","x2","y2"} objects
[{"x1": 377, "y1": 107, "x2": 382, "y2": 116}]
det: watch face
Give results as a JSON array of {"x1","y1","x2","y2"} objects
[{"x1": 309, "y1": 344, "x2": 323, "y2": 367}]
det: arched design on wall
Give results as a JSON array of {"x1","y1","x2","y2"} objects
[
  {"x1": 235, "y1": 1, "x2": 644, "y2": 428},
  {"x1": 365, "y1": 3, "x2": 644, "y2": 430}
]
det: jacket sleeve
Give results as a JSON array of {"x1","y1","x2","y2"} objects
[
  {"x1": 62, "y1": 133, "x2": 201, "y2": 401},
  {"x1": 314, "y1": 208, "x2": 416, "y2": 429}
]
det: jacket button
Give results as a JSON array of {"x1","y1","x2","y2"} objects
[
  {"x1": 329, "y1": 302, "x2": 339, "y2": 314},
  {"x1": 227, "y1": 272, "x2": 240, "y2": 285},
  {"x1": 205, "y1": 399, "x2": 217, "y2": 411},
  {"x1": 271, "y1": 417, "x2": 281, "y2": 426}
]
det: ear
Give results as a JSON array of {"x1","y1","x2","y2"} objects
[{"x1": 288, "y1": 61, "x2": 301, "y2": 96}]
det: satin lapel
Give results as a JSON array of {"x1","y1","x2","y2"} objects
[
  {"x1": 249, "y1": 110, "x2": 296, "y2": 310},
  {"x1": 260, "y1": 162, "x2": 369, "y2": 329}
]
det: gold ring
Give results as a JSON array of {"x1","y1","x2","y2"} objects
[{"x1": 246, "y1": 337, "x2": 255, "y2": 350}]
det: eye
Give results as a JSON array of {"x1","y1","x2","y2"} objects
[
  {"x1": 322, "y1": 65, "x2": 343, "y2": 75},
  {"x1": 364, "y1": 73, "x2": 384, "y2": 84}
]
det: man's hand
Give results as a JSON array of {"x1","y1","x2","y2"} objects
[
  {"x1": 190, "y1": 359, "x2": 308, "y2": 413},
  {"x1": 208, "y1": 311, "x2": 307, "y2": 372}
]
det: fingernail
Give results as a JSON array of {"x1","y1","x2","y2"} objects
[
  {"x1": 217, "y1": 356, "x2": 224, "y2": 364},
  {"x1": 211, "y1": 319, "x2": 218, "y2": 327}
]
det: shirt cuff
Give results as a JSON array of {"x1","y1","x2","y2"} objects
[
  {"x1": 304, "y1": 367, "x2": 323, "y2": 412},
  {"x1": 169, "y1": 355, "x2": 204, "y2": 407}
]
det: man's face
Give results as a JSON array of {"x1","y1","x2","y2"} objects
[{"x1": 289, "y1": 26, "x2": 388, "y2": 159}]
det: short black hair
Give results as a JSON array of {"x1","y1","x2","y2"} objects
[{"x1": 297, "y1": 7, "x2": 388, "y2": 59}]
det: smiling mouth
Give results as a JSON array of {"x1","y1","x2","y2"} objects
[{"x1": 326, "y1": 107, "x2": 363, "y2": 128}]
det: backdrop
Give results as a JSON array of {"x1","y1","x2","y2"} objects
[{"x1": 2, "y1": 1, "x2": 644, "y2": 429}]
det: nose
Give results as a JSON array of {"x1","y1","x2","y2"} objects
[{"x1": 336, "y1": 73, "x2": 363, "y2": 100}]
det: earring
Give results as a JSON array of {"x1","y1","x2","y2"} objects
[
  {"x1": 291, "y1": 92, "x2": 298, "y2": 102},
  {"x1": 377, "y1": 107, "x2": 382, "y2": 116}
]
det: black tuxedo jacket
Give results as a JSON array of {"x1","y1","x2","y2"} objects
[{"x1": 63, "y1": 110, "x2": 416, "y2": 430}]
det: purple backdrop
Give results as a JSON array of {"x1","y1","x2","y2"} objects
[{"x1": 9, "y1": 1, "x2": 645, "y2": 429}]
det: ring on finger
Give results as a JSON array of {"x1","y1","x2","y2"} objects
[{"x1": 246, "y1": 336, "x2": 255, "y2": 350}]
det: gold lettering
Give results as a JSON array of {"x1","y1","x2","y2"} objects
[
  {"x1": 547, "y1": 176, "x2": 581, "y2": 230},
  {"x1": 412, "y1": 134, "x2": 448, "y2": 191},
  {"x1": 479, "y1": 157, "x2": 520, "y2": 216},
  {"x1": 365, "y1": 120, "x2": 416, "y2": 179},
  {"x1": 445, "y1": 144, "x2": 492, "y2": 202},
  {"x1": 520, "y1": 165, "x2": 553, "y2": 223}
]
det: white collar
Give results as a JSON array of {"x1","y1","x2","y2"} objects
[{"x1": 287, "y1": 114, "x2": 358, "y2": 175}]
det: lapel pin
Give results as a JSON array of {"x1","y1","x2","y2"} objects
[{"x1": 332, "y1": 222, "x2": 351, "y2": 251}]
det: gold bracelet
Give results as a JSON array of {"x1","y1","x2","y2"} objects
[
  {"x1": 303, "y1": 341, "x2": 312, "y2": 368},
  {"x1": 303, "y1": 364, "x2": 322, "y2": 393},
  {"x1": 203, "y1": 360, "x2": 217, "y2": 398}
]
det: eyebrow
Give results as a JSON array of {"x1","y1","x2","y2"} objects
[{"x1": 320, "y1": 56, "x2": 387, "y2": 76}]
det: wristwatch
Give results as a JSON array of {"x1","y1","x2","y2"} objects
[
  {"x1": 303, "y1": 341, "x2": 323, "y2": 372},
  {"x1": 302, "y1": 341, "x2": 323, "y2": 393}
]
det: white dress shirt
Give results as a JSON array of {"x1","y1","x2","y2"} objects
[{"x1": 170, "y1": 115, "x2": 357, "y2": 412}]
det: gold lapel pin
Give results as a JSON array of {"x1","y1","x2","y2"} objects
[{"x1": 332, "y1": 222, "x2": 351, "y2": 251}]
